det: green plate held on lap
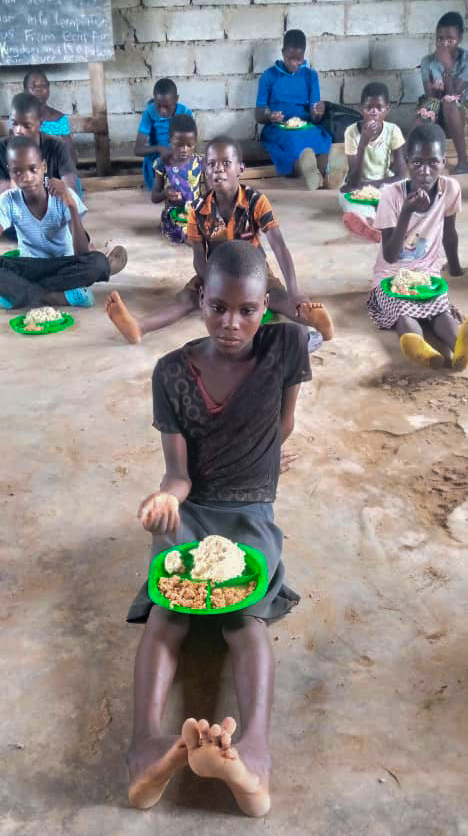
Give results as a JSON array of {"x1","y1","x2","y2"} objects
[
  {"x1": 380, "y1": 276, "x2": 448, "y2": 301},
  {"x1": 278, "y1": 122, "x2": 313, "y2": 131},
  {"x1": 148, "y1": 541, "x2": 269, "y2": 615},
  {"x1": 343, "y1": 192, "x2": 380, "y2": 207},
  {"x1": 10, "y1": 312, "x2": 75, "y2": 335},
  {"x1": 3, "y1": 249, "x2": 20, "y2": 258}
]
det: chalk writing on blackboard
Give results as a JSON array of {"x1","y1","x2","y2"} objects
[{"x1": 0, "y1": 0, "x2": 114, "y2": 65}]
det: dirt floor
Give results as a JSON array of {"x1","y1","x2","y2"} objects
[{"x1": 1, "y1": 182, "x2": 468, "y2": 836}]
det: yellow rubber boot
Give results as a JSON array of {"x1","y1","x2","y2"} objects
[
  {"x1": 452, "y1": 319, "x2": 468, "y2": 371},
  {"x1": 400, "y1": 333, "x2": 444, "y2": 369}
]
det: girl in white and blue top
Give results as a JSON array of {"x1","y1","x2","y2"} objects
[{"x1": 0, "y1": 136, "x2": 125, "y2": 310}]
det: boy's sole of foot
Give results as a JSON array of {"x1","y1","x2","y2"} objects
[
  {"x1": 452, "y1": 318, "x2": 468, "y2": 371},
  {"x1": 107, "y1": 245, "x2": 128, "y2": 276},
  {"x1": 343, "y1": 212, "x2": 381, "y2": 243},
  {"x1": 297, "y1": 301, "x2": 334, "y2": 340},
  {"x1": 105, "y1": 291, "x2": 142, "y2": 343},
  {"x1": 298, "y1": 148, "x2": 321, "y2": 191},
  {"x1": 128, "y1": 736, "x2": 188, "y2": 810},
  {"x1": 400, "y1": 333, "x2": 444, "y2": 369},
  {"x1": 182, "y1": 717, "x2": 271, "y2": 818}
]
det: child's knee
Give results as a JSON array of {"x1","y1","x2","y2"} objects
[
  {"x1": 222, "y1": 615, "x2": 267, "y2": 645},
  {"x1": 147, "y1": 605, "x2": 191, "y2": 643},
  {"x1": 88, "y1": 250, "x2": 110, "y2": 282}
]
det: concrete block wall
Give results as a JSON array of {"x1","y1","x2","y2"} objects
[{"x1": 1, "y1": 0, "x2": 468, "y2": 157}]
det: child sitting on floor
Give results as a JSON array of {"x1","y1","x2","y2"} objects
[
  {"x1": 151, "y1": 114, "x2": 204, "y2": 245},
  {"x1": 0, "y1": 136, "x2": 127, "y2": 310},
  {"x1": 255, "y1": 28, "x2": 332, "y2": 189},
  {"x1": 368, "y1": 123, "x2": 468, "y2": 371},
  {"x1": 126, "y1": 240, "x2": 311, "y2": 818},
  {"x1": 418, "y1": 11, "x2": 468, "y2": 173},
  {"x1": 134, "y1": 78, "x2": 193, "y2": 190},
  {"x1": 106, "y1": 135, "x2": 333, "y2": 344},
  {"x1": 339, "y1": 82, "x2": 406, "y2": 243}
]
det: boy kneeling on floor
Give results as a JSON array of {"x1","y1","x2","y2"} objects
[{"x1": 0, "y1": 136, "x2": 127, "y2": 311}]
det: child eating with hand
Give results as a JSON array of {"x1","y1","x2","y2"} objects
[
  {"x1": 0, "y1": 136, "x2": 126, "y2": 310},
  {"x1": 255, "y1": 29, "x2": 332, "y2": 189},
  {"x1": 106, "y1": 135, "x2": 333, "y2": 345},
  {"x1": 368, "y1": 123, "x2": 468, "y2": 371},
  {"x1": 126, "y1": 240, "x2": 311, "y2": 817},
  {"x1": 339, "y1": 82, "x2": 406, "y2": 243},
  {"x1": 418, "y1": 11, "x2": 468, "y2": 173},
  {"x1": 151, "y1": 114, "x2": 204, "y2": 245},
  {"x1": 134, "y1": 78, "x2": 193, "y2": 190}
]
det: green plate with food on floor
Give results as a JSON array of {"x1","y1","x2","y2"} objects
[{"x1": 10, "y1": 306, "x2": 74, "y2": 335}]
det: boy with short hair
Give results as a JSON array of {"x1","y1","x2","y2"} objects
[
  {"x1": 134, "y1": 78, "x2": 193, "y2": 190},
  {"x1": 339, "y1": 82, "x2": 406, "y2": 243},
  {"x1": 106, "y1": 135, "x2": 333, "y2": 344},
  {"x1": 126, "y1": 240, "x2": 311, "y2": 817},
  {"x1": 0, "y1": 93, "x2": 77, "y2": 195}
]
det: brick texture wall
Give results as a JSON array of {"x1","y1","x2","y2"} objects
[{"x1": 1, "y1": 0, "x2": 467, "y2": 156}]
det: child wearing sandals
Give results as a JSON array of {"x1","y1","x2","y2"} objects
[
  {"x1": 126, "y1": 240, "x2": 311, "y2": 817},
  {"x1": 339, "y1": 83, "x2": 406, "y2": 243},
  {"x1": 151, "y1": 114, "x2": 204, "y2": 245},
  {"x1": 368, "y1": 123, "x2": 468, "y2": 371},
  {"x1": 0, "y1": 136, "x2": 126, "y2": 310},
  {"x1": 106, "y1": 135, "x2": 333, "y2": 345}
]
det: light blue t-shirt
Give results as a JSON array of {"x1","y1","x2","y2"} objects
[
  {"x1": 0, "y1": 187, "x2": 87, "y2": 258},
  {"x1": 138, "y1": 102, "x2": 193, "y2": 146}
]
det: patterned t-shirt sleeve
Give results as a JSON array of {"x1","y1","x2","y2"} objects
[
  {"x1": 152, "y1": 361, "x2": 183, "y2": 433},
  {"x1": 0, "y1": 192, "x2": 12, "y2": 230},
  {"x1": 391, "y1": 124, "x2": 405, "y2": 150},
  {"x1": 186, "y1": 203, "x2": 203, "y2": 243},
  {"x1": 344, "y1": 123, "x2": 359, "y2": 156},
  {"x1": 253, "y1": 193, "x2": 278, "y2": 233},
  {"x1": 63, "y1": 189, "x2": 88, "y2": 224},
  {"x1": 444, "y1": 178, "x2": 462, "y2": 216},
  {"x1": 282, "y1": 324, "x2": 312, "y2": 388},
  {"x1": 153, "y1": 158, "x2": 165, "y2": 175},
  {"x1": 420, "y1": 54, "x2": 432, "y2": 83}
]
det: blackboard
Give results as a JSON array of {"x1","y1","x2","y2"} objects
[{"x1": 0, "y1": 0, "x2": 114, "y2": 66}]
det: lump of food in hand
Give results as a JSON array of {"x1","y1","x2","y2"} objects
[
  {"x1": 390, "y1": 269, "x2": 433, "y2": 295},
  {"x1": 190, "y1": 535, "x2": 246, "y2": 582},
  {"x1": 164, "y1": 550, "x2": 186, "y2": 575},
  {"x1": 285, "y1": 117, "x2": 307, "y2": 128},
  {"x1": 351, "y1": 185, "x2": 381, "y2": 201},
  {"x1": 210, "y1": 581, "x2": 256, "y2": 609},
  {"x1": 23, "y1": 307, "x2": 63, "y2": 331},
  {"x1": 158, "y1": 576, "x2": 207, "y2": 609}
]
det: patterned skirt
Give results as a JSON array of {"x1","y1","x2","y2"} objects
[{"x1": 367, "y1": 285, "x2": 461, "y2": 329}]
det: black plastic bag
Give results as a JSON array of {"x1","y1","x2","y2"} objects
[{"x1": 318, "y1": 101, "x2": 361, "y2": 143}]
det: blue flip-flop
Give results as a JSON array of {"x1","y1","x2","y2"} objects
[
  {"x1": 0, "y1": 295, "x2": 13, "y2": 309},
  {"x1": 64, "y1": 287, "x2": 95, "y2": 307}
]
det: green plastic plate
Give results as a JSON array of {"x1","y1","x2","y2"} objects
[
  {"x1": 168, "y1": 207, "x2": 188, "y2": 224},
  {"x1": 148, "y1": 541, "x2": 269, "y2": 615},
  {"x1": 380, "y1": 275, "x2": 448, "y2": 301},
  {"x1": 10, "y1": 312, "x2": 75, "y2": 335},
  {"x1": 279, "y1": 122, "x2": 312, "y2": 130},
  {"x1": 3, "y1": 248, "x2": 20, "y2": 258},
  {"x1": 261, "y1": 308, "x2": 278, "y2": 324},
  {"x1": 343, "y1": 191, "x2": 380, "y2": 207}
]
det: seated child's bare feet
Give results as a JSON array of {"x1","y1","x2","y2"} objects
[
  {"x1": 107, "y1": 245, "x2": 128, "y2": 276},
  {"x1": 105, "y1": 291, "x2": 142, "y2": 344},
  {"x1": 182, "y1": 717, "x2": 271, "y2": 818},
  {"x1": 297, "y1": 301, "x2": 334, "y2": 340},
  {"x1": 127, "y1": 734, "x2": 188, "y2": 809}
]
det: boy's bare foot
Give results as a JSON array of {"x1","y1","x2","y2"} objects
[
  {"x1": 127, "y1": 735, "x2": 188, "y2": 809},
  {"x1": 105, "y1": 291, "x2": 142, "y2": 344},
  {"x1": 182, "y1": 717, "x2": 271, "y2": 818},
  {"x1": 343, "y1": 212, "x2": 381, "y2": 243},
  {"x1": 107, "y1": 245, "x2": 128, "y2": 276},
  {"x1": 297, "y1": 301, "x2": 334, "y2": 340}
]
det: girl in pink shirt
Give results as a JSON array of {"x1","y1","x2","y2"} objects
[{"x1": 368, "y1": 124, "x2": 468, "y2": 370}]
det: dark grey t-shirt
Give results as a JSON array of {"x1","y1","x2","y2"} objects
[
  {"x1": 152, "y1": 323, "x2": 312, "y2": 504},
  {"x1": 0, "y1": 133, "x2": 75, "y2": 182}
]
